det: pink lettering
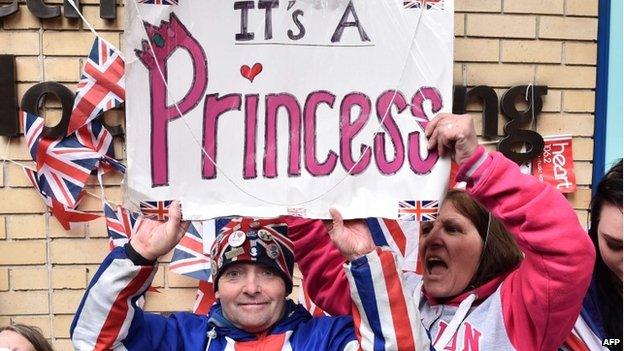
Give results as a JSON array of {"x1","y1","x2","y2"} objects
[
  {"x1": 202, "y1": 94, "x2": 242, "y2": 179},
  {"x1": 264, "y1": 93, "x2": 302, "y2": 178},
  {"x1": 303, "y1": 91, "x2": 339, "y2": 176},
  {"x1": 243, "y1": 94, "x2": 259, "y2": 179},
  {"x1": 374, "y1": 90, "x2": 406, "y2": 175},
  {"x1": 462, "y1": 322, "x2": 481, "y2": 351},
  {"x1": 340, "y1": 92, "x2": 372, "y2": 175},
  {"x1": 138, "y1": 13, "x2": 208, "y2": 186},
  {"x1": 408, "y1": 87, "x2": 442, "y2": 174}
]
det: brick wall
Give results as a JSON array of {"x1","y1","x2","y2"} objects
[{"x1": 0, "y1": 0, "x2": 599, "y2": 349}]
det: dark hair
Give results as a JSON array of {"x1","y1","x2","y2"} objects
[
  {"x1": 444, "y1": 189, "x2": 523, "y2": 290},
  {"x1": 589, "y1": 159, "x2": 622, "y2": 347},
  {"x1": 0, "y1": 324, "x2": 54, "y2": 351}
]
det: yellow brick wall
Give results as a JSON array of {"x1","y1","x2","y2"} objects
[{"x1": 0, "y1": 0, "x2": 599, "y2": 349}]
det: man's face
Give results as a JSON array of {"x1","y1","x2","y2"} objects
[{"x1": 216, "y1": 262, "x2": 287, "y2": 333}]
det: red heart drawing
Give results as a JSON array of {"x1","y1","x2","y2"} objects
[{"x1": 240, "y1": 63, "x2": 263, "y2": 82}]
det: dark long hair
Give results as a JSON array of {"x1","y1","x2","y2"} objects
[
  {"x1": 589, "y1": 159, "x2": 622, "y2": 349},
  {"x1": 0, "y1": 324, "x2": 54, "y2": 351},
  {"x1": 444, "y1": 190, "x2": 523, "y2": 290}
]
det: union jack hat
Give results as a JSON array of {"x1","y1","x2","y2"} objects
[{"x1": 210, "y1": 217, "x2": 295, "y2": 294}]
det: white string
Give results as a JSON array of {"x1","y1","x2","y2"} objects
[
  {"x1": 129, "y1": 0, "x2": 433, "y2": 207},
  {"x1": 65, "y1": 0, "x2": 126, "y2": 61}
]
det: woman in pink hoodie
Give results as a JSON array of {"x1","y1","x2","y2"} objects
[{"x1": 285, "y1": 113, "x2": 595, "y2": 351}]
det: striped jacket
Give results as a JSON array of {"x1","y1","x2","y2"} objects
[
  {"x1": 70, "y1": 246, "x2": 359, "y2": 350},
  {"x1": 70, "y1": 245, "x2": 427, "y2": 350},
  {"x1": 290, "y1": 147, "x2": 596, "y2": 351}
]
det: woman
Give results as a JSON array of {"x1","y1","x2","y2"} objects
[
  {"x1": 287, "y1": 113, "x2": 596, "y2": 351},
  {"x1": 0, "y1": 324, "x2": 53, "y2": 351},
  {"x1": 561, "y1": 160, "x2": 622, "y2": 351}
]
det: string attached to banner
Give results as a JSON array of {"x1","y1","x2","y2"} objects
[
  {"x1": 64, "y1": 0, "x2": 125, "y2": 61},
  {"x1": 129, "y1": 0, "x2": 437, "y2": 207}
]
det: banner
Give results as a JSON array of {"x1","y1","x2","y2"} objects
[
  {"x1": 124, "y1": 0, "x2": 454, "y2": 219},
  {"x1": 531, "y1": 135, "x2": 577, "y2": 193}
]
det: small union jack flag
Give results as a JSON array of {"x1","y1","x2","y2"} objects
[
  {"x1": 67, "y1": 37, "x2": 125, "y2": 136},
  {"x1": 403, "y1": 0, "x2": 444, "y2": 9},
  {"x1": 104, "y1": 200, "x2": 140, "y2": 250},
  {"x1": 137, "y1": 0, "x2": 179, "y2": 5},
  {"x1": 192, "y1": 280, "x2": 215, "y2": 315},
  {"x1": 22, "y1": 111, "x2": 102, "y2": 208},
  {"x1": 169, "y1": 222, "x2": 212, "y2": 281},
  {"x1": 23, "y1": 167, "x2": 99, "y2": 230},
  {"x1": 398, "y1": 200, "x2": 439, "y2": 222},
  {"x1": 139, "y1": 200, "x2": 172, "y2": 221}
]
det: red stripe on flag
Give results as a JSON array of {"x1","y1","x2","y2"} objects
[
  {"x1": 94, "y1": 266, "x2": 154, "y2": 351},
  {"x1": 169, "y1": 258, "x2": 210, "y2": 270},
  {"x1": 178, "y1": 235, "x2": 204, "y2": 253},
  {"x1": 379, "y1": 250, "x2": 416, "y2": 350},
  {"x1": 382, "y1": 219, "x2": 406, "y2": 256}
]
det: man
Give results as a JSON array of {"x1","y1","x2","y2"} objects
[{"x1": 71, "y1": 203, "x2": 415, "y2": 350}]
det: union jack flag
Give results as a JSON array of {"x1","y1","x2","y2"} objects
[
  {"x1": 139, "y1": 200, "x2": 172, "y2": 221},
  {"x1": 398, "y1": 200, "x2": 439, "y2": 222},
  {"x1": 75, "y1": 121, "x2": 126, "y2": 174},
  {"x1": 367, "y1": 218, "x2": 422, "y2": 274},
  {"x1": 23, "y1": 167, "x2": 99, "y2": 230},
  {"x1": 137, "y1": 0, "x2": 179, "y2": 5},
  {"x1": 67, "y1": 37, "x2": 125, "y2": 136},
  {"x1": 169, "y1": 222, "x2": 212, "y2": 281},
  {"x1": 192, "y1": 280, "x2": 215, "y2": 315},
  {"x1": 22, "y1": 111, "x2": 102, "y2": 208},
  {"x1": 104, "y1": 200, "x2": 140, "y2": 250}
]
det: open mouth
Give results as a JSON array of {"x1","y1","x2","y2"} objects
[{"x1": 425, "y1": 256, "x2": 448, "y2": 276}]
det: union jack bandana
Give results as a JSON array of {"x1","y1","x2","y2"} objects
[{"x1": 210, "y1": 217, "x2": 294, "y2": 294}]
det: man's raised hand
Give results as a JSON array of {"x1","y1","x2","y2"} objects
[{"x1": 130, "y1": 201, "x2": 190, "y2": 261}]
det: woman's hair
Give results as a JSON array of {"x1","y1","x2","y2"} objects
[
  {"x1": 589, "y1": 159, "x2": 622, "y2": 345},
  {"x1": 444, "y1": 189, "x2": 523, "y2": 290},
  {"x1": 0, "y1": 324, "x2": 53, "y2": 351}
]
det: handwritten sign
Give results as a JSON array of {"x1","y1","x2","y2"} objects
[{"x1": 124, "y1": 0, "x2": 454, "y2": 219}]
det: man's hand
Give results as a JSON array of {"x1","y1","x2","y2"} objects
[
  {"x1": 327, "y1": 208, "x2": 375, "y2": 262},
  {"x1": 130, "y1": 201, "x2": 190, "y2": 261},
  {"x1": 425, "y1": 113, "x2": 478, "y2": 165}
]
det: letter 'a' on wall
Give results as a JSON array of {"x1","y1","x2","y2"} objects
[{"x1": 124, "y1": 0, "x2": 455, "y2": 219}]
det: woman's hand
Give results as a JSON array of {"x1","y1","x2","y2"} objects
[
  {"x1": 130, "y1": 201, "x2": 190, "y2": 261},
  {"x1": 327, "y1": 208, "x2": 376, "y2": 262},
  {"x1": 425, "y1": 113, "x2": 478, "y2": 165}
]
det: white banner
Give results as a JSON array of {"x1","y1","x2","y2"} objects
[{"x1": 124, "y1": 0, "x2": 454, "y2": 219}]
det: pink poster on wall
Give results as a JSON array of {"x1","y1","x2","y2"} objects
[{"x1": 531, "y1": 135, "x2": 577, "y2": 193}]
